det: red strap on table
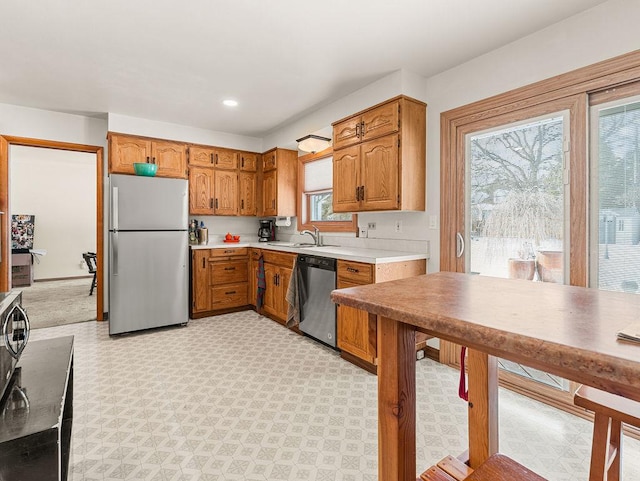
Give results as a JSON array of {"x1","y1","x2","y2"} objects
[{"x1": 458, "y1": 346, "x2": 468, "y2": 401}]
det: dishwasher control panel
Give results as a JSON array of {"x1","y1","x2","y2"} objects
[{"x1": 297, "y1": 255, "x2": 336, "y2": 271}]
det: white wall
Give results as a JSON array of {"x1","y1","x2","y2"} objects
[
  {"x1": 263, "y1": 0, "x2": 640, "y2": 271},
  {"x1": 10, "y1": 146, "x2": 96, "y2": 280},
  {"x1": 423, "y1": 0, "x2": 640, "y2": 271}
]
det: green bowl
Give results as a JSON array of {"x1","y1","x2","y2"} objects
[{"x1": 133, "y1": 163, "x2": 157, "y2": 176}]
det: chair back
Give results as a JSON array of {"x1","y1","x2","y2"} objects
[{"x1": 82, "y1": 252, "x2": 97, "y2": 274}]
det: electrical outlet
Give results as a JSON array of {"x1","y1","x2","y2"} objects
[
  {"x1": 359, "y1": 227, "x2": 368, "y2": 238},
  {"x1": 429, "y1": 215, "x2": 438, "y2": 229},
  {"x1": 394, "y1": 220, "x2": 402, "y2": 233},
  {"x1": 367, "y1": 222, "x2": 376, "y2": 230}
]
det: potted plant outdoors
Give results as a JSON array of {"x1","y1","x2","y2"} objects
[{"x1": 483, "y1": 189, "x2": 563, "y2": 281}]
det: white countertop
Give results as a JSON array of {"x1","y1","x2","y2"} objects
[{"x1": 190, "y1": 241, "x2": 428, "y2": 264}]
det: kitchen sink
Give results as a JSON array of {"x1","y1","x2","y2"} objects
[{"x1": 293, "y1": 242, "x2": 316, "y2": 247}]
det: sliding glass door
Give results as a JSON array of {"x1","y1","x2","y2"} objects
[
  {"x1": 466, "y1": 112, "x2": 570, "y2": 390},
  {"x1": 590, "y1": 94, "x2": 640, "y2": 294}
]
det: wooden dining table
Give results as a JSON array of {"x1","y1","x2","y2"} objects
[{"x1": 330, "y1": 271, "x2": 640, "y2": 481}]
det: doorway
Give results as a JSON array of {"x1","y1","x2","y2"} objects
[{"x1": 0, "y1": 136, "x2": 104, "y2": 321}]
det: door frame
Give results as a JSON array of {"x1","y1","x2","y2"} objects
[{"x1": 0, "y1": 136, "x2": 104, "y2": 321}]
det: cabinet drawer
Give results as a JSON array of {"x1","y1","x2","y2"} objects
[
  {"x1": 210, "y1": 283, "x2": 248, "y2": 309},
  {"x1": 210, "y1": 260, "x2": 248, "y2": 284},
  {"x1": 262, "y1": 250, "x2": 296, "y2": 269},
  {"x1": 337, "y1": 260, "x2": 373, "y2": 284},
  {"x1": 210, "y1": 247, "x2": 248, "y2": 258}
]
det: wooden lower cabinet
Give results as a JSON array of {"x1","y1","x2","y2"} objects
[
  {"x1": 191, "y1": 249, "x2": 210, "y2": 315},
  {"x1": 249, "y1": 249, "x2": 261, "y2": 307},
  {"x1": 260, "y1": 251, "x2": 296, "y2": 324},
  {"x1": 190, "y1": 247, "x2": 249, "y2": 318},
  {"x1": 336, "y1": 259, "x2": 426, "y2": 372}
]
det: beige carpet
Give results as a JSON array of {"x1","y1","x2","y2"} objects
[{"x1": 18, "y1": 277, "x2": 97, "y2": 329}]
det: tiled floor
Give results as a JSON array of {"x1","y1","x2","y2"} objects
[{"x1": 28, "y1": 310, "x2": 640, "y2": 481}]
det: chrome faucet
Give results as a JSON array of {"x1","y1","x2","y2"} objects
[{"x1": 300, "y1": 225, "x2": 321, "y2": 246}]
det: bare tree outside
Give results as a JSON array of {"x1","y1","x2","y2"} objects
[{"x1": 469, "y1": 116, "x2": 564, "y2": 275}]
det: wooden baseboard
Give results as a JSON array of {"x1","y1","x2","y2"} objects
[
  {"x1": 423, "y1": 346, "x2": 440, "y2": 362},
  {"x1": 35, "y1": 275, "x2": 93, "y2": 282},
  {"x1": 341, "y1": 350, "x2": 377, "y2": 374},
  {"x1": 190, "y1": 305, "x2": 251, "y2": 319}
]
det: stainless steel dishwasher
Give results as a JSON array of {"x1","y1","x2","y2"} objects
[{"x1": 297, "y1": 254, "x2": 337, "y2": 348}]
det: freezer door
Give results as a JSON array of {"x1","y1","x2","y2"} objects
[
  {"x1": 109, "y1": 230, "x2": 188, "y2": 334},
  {"x1": 110, "y1": 174, "x2": 188, "y2": 230}
]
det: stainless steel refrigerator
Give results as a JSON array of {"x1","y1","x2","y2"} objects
[{"x1": 109, "y1": 174, "x2": 189, "y2": 335}]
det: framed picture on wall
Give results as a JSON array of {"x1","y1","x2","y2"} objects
[{"x1": 11, "y1": 214, "x2": 35, "y2": 253}]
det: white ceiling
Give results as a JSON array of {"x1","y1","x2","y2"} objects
[{"x1": 0, "y1": 0, "x2": 608, "y2": 138}]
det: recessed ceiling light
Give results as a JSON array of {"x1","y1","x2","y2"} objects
[{"x1": 223, "y1": 99, "x2": 238, "y2": 107}]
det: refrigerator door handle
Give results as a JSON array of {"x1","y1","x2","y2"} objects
[
  {"x1": 112, "y1": 231, "x2": 119, "y2": 276},
  {"x1": 112, "y1": 186, "x2": 119, "y2": 232}
]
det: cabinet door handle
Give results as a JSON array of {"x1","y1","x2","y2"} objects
[
  {"x1": 215, "y1": 153, "x2": 219, "y2": 165},
  {"x1": 346, "y1": 267, "x2": 359, "y2": 273},
  {"x1": 152, "y1": 157, "x2": 156, "y2": 164},
  {"x1": 225, "y1": 291, "x2": 236, "y2": 295},
  {"x1": 202, "y1": 258, "x2": 205, "y2": 268},
  {"x1": 224, "y1": 267, "x2": 236, "y2": 271},
  {"x1": 146, "y1": 156, "x2": 150, "y2": 163},
  {"x1": 361, "y1": 120, "x2": 366, "y2": 137},
  {"x1": 355, "y1": 186, "x2": 359, "y2": 201},
  {"x1": 210, "y1": 153, "x2": 214, "y2": 164},
  {"x1": 209, "y1": 198, "x2": 213, "y2": 208},
  {"x1": 360, "y1": 185, "x2": 365, "y2": 201},
  {"x1": 355, "y1": 122, "x2": 360, "y2": 138},
  {"x1": 215, "y1": 199, "x2": 219, "y2": 209},
  {"x1": 241, "y1": 199, "x2": 244, "y2": 210},
  {"x1": 241, "y1": 157, "x2": 245, "y2": 168},
  {"x1": 224, "y1": 250, "x2": 234, "y2": 254}
]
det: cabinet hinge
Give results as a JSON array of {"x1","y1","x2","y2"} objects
[{"x1": 397, "y1": 138, "x2": 400, "y2": 148}]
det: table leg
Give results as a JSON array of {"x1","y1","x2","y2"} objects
[
  {"x1": 378, "y1": 316, "x2": 416, "y2": 481},
  {"x1": 467, "y1": 349, "x2": 499, "y2": 468}
]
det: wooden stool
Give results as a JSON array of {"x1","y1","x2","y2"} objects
[
  {"x1": 420, "y1": 454, "x2": 546, "y2": 481},
  {"x1": 464, "y1": 454, "x2": 547, "y2": 480},
  {"x1": 574, "y1": 385, "x2": 640, "y2": 481}
]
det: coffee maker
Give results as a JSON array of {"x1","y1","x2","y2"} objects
[{"x1": 258, "y1": 220, "x2": 276, "y2": 242}]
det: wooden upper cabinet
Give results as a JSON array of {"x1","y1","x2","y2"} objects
[
  {"x1": 214, "y1": 170, "x2": 238, "y2": 215},
  {"x1": 239, "y1": 172, "x2": 257, "y2": 216},
  {"x1": 152, "y1": 140, "x2": 187, "y2": 178},
  {"x1": 332, "y1": 99, "x2": 399, "y2": 151},
  {"x1": 189, "y1": 166, "x2": 214, "y2": 215},
  {"x1": 213, "y1": 149, "x2": 238, "y2": 170},
  {"x1": 108, "y1": 133, "x2": 187, "y2": 179},
  {"x1": 262, "y1": 170, "x2": 277, "y2": 217},
  {"x1": 240, "y1": 152, "x2": 258, "y2": 172},
  {"x1": 109, "y1": 135, "x2": 151, "y2": 175},
  {"x1": 262, "y1": 150, "x2": 277, "y2": 171},
  {"x1": 259, "y1": 148, "x2": 297, "y2": 217},
  {"x1": 333, "y1": 145, "x2": 361, "y2": 213},
  {"x1": 189, "y1": 146, "x2": 216, "y2": 167},
  {"x1": 331, "y1": 95, "x2": 425, "y2": 213},
  {"x1": 360, "y1": 134, "x2": 399, "y2": 211}
]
